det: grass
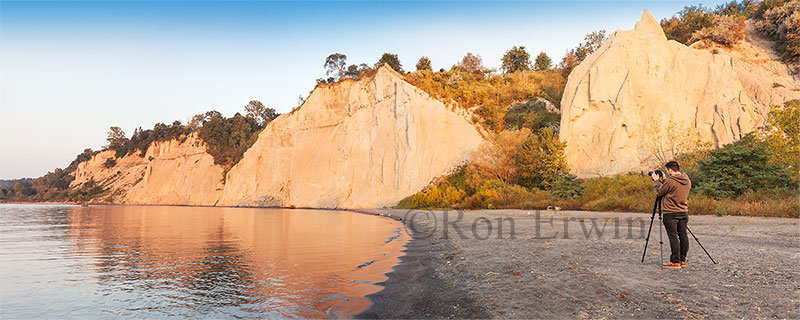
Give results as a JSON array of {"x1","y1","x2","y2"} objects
[{"x1": 397, "y1": 173, "x2": 799, "y2": 218}]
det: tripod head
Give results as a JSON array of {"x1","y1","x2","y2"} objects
[{"x1": 652, "y1": 195, "x2": 663, "y2": 218}]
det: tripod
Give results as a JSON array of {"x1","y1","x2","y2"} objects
[
  {"x1": 641, "y1": 196, "x2": 718, "y2": 265},
  {"x1": 641, "y1": 196, "x2": 664, "y2": 264}
]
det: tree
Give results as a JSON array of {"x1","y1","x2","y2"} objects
[
  {"x1": 324, "y1": 53, "x2": 347, "y2": 81},
  {"x1": 106, "y1": 126, "x2": 127, "y2": 150},
  {"x1": 558, "y1": 52, "x2": 578, "y2": 78},
  {"x1": 345, "y1": 63, "x2": 371, "y2": 79},
  {"x1": 190, "y1": 110, "x2": 222, "y2": 129},
  {"x1": 468, "y1": 128, "x2": 531, "y2": 186},
  {"x1": 643, "y1": 119, "x2": 710, "y2": 166},
  {"x1": 68, "y1": 148, "x2": 96, "y2": 171},
  {"x1": 579, "y1": 30, "x2": 607, "y2": 59},
  {"x1": 533, "y1": 52, "x2": 552, "y2": 71},
  {"x1": 501, "y1": 46, "x2": 531, "y2": 74},
  {"x1": 516, "y1": 127, "x2": 569, "y2": 190},
  {"x1": 715, "y1": 1, "x2": 745, "y2": 16},
  {"x1": 376, "y1": 53, "x2": 403, "y2": 72},
  {"x1": 757, "y1": 99, "x2": 800, "y2": 180},
  {"x1": 559, "y1": 30, "x2": 607, "y2": 79},
  {"x1": 244, "y1": 100, "x2": 279, "y2": 128},
  {"x1": 696, "y1": 134, "x2": 792, "y2": 199},
  {"x1": 197, "y1": 112, "x2": 261, "y2": 168},
  {"x1": 416, "y1": 56, "x2": 432, "y2": 71},
  {"x1": 457, "y1": 52, "x2": 485, "y2": 75}
]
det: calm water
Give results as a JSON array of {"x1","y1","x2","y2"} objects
[{"x1": 0, "y1": 204, "x2": 409, "y2": 318}]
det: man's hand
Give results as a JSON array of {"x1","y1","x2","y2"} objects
[{"x1": 650, "y1": 172, "x2": 659, "y2": 181}]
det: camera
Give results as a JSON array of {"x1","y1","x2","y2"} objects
[{"x1": 647, "y1": 169, "x2": 664, "y2": 179}]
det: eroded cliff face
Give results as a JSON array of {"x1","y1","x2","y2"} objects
[
  {"x1": 218, "y1": 66, "x2": 483, "y2": 208},
  {"x1": 560, "y1": 11, "x2": 800, "y2": 177},
  {"x1": 70, "y1": 66, "x2": 483, "y2": 208},
  {"x1": 71, "y1": 133, "x2": 225, "y2": 205}
]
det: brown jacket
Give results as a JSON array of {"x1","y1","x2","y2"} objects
[{"x1": 654, "y1": 172, "x2": 691, "y2": 213}]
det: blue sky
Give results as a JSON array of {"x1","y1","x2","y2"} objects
[{"x1": 0, "y1": 0, "x2": 731, "y2": 179}]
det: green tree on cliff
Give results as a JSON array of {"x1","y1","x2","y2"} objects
[
  {"x1": 344, "y1": 63, "x2": 371, "y2": 79},
  {"x1": 457, "y1": 52, "x2": 485, "y2": 75},
  {"x1": 198, "y1": 112, "x2": 261, "y2": 168},
  {"x1": 501, "y1": 46, "x2": 531, "y2": 74},
  {"x1": 416, "y1": 56, "x2": 432, "y2": 71},
  {"x1": 376, "y1": 53, "x2": 403, "y2": 72},
  {"x1": 559, "y1": 30, "x2": 606, "y2": 78},
  {"x1": 244, "y1": 100, "x2": 279, "y2": 128},
  {"x1": 324, "y1": 53, "x2": 347, "y2": 81},
  {"x1": 660, "y1": 5, "x2": 715, "y2": 44},
  {"x1": 105, "y1": 126, "x2": 130, "y2": 157},
  {"x1": 533, "y1": 52, "x2": 553, "y2": 71}
]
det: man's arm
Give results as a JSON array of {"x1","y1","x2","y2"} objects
[{"x1": 654, "y1": 178, "x2": 673, "y2": 197}]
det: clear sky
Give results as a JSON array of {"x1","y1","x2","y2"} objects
[{"x1": 0, "y1": 0, "x2": 731, "y2": 179}]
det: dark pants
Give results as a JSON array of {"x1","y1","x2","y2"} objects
[{"x1": 662, "y1": 212, "x2": 689, "y2": 263}]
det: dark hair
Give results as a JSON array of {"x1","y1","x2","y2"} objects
[{"x1": 665, "y1": 160, "x2": 680, "y2": 172}]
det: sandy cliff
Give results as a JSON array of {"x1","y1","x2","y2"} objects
[
  {"x1": 560, "y1": 10, "x2": 800, "y2": 177},
  {"x1": 218, "y1": 66, "x2": 483, "y2": 208},
  {"x1": 71, "y1": 133, "x2": 225, "y2": 205},
  {"x1": 70, "y1": 66, "x2": 483, "y2": 208}
]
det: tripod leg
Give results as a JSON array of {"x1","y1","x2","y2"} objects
[
  {"x1": 659, "y1": 212, "x2": 663, "y2": 267},
  {"x1": 687, "y1": 226, "x2": 717, "y2": 264},
  {"x1": 641, "y1": 199, "x2": 658, "y2": 263}
]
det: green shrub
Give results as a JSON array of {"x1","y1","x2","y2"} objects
[
  {"x1": 396, "y1": 183, "x2": 465, "y2": 209},
  {"x1": 103, "y1": 157, "x2": 116, "y2": 169},
  {"x1": 661, "y1": 5, "x2": 715, "y2": 44},
  {"x1": 690, "y1": 14, "x2": 746, "y2": 47},
  {"x1": 758, "y1": 100, "x2": 800, "y2": 181},
  {"x1": 691, "y1": 191, "x2": 799, "y2": 218},
  {"x1": 517, "y1": 127, "x2": 568, "y2": 190},
  {"x1": 696, "y1": 134, "x2": 792, "y2": 199},
  {"x1": 503, "y1": 98, "x2": 560, "y2": 131},
  {"x1": 461, "y1": 179, "x2": 538, "y2": 209},
  {"x1": 550, "y1": 174, "x2": 585, "y2": 199},
  {"x1": 580, "y1": 174, "x2": 655, "y2": 212}
]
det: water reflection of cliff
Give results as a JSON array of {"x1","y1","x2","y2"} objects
[{"x1": 66, "y1": 206, "x2": 408, "y2": 318}]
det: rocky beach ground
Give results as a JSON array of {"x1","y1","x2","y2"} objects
[{"x1": 357, "y1": 209, "x2": 800, "y2": 319}]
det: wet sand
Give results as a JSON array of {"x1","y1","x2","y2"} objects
[{"x1": 357, "y1": 209, "x2": 800, "y2": 319}]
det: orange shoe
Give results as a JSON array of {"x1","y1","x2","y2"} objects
[
  {"x1": 662, "y1": 262, "x2": 682, "y2": 268},
  {"x1": 680, "y1": 261, "x2": 686, "y2": 267}
]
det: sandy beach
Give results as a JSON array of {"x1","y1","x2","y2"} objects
[{"x1": 357, "y1": 209, "x2": 800, "y2": 319}]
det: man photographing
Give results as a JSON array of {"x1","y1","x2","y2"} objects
[{"x1": 651, "y1": 161, "x2": 692, "y2": 268}]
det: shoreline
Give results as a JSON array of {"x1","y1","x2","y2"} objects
[
  {"x1": 355, "y1": 209, "x2": 490, "y2": 319},
  {"x1": 356, "y1": 208, "x2": 799, "y2": 319}
]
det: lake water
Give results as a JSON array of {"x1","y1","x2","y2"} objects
[{"x1": 0, "y1": 204, "x2": 409, "y2": 318}]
